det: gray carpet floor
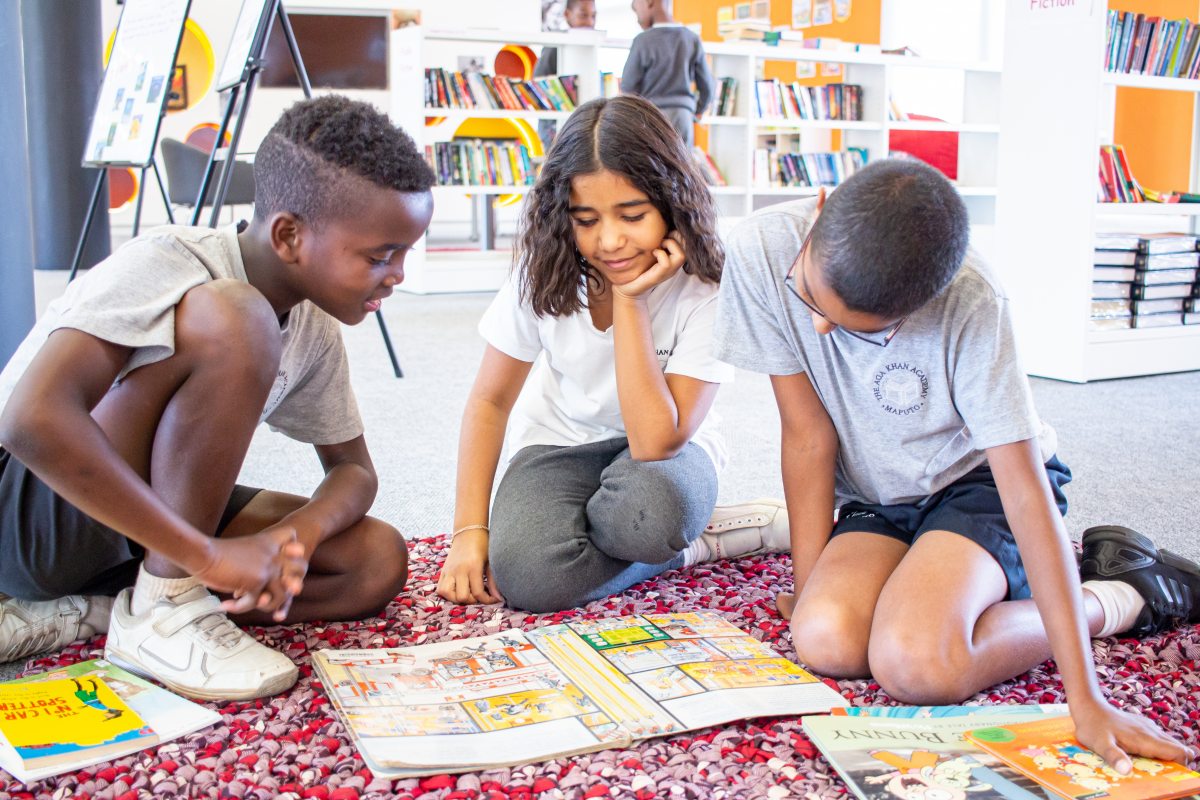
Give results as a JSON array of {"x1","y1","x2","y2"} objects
[{"x1": 240, "y1": 290, "x2": 1200, "y2": 559}]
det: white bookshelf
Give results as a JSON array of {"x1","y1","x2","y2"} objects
[
  {"x1": 391, "y1": 26, "x2": 1001, "y2": 293},
  {"x1": 997, "y1": 0, "x2": 1200, "y2": 382}
]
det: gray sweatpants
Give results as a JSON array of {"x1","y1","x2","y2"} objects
[
  {"x1": 489, "y1": 437, "x2": 718, "y2": 612},
  {"x1": 658, "y1": 106, "x2": 695, "y2": 150}
]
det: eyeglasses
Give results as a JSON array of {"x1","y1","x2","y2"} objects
[{"x1": 784, "y1": 231, "x2": 906, "y2": 348}]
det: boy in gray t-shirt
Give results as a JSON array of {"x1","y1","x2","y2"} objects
[
  {"x1": 0, "y1": 97, "x2": 434, "y2": 702},
  {"x1": 715, "y1": 159, "x2": 1199, "y2": 771}
]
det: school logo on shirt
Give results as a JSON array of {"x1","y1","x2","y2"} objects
[
  {"x1": 260, "y1": 368, "x2": 290, "y2": 421},
  {"x1": 873, "y1": 362, "x2": 928, "y2": 416}
]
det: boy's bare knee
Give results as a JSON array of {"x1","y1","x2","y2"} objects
[
  {"x1": 175, "y1": 280, "x2": 281, "y2": 367},
  {"x1": 869, "y1": 630, "x2": 974, "y2": 704},
  {"x1": 344, "y1": 519, "x2": 409, "y2": 618},
  {"x1": 790, "y1": 603, "x2": 871, "y2": 678}
]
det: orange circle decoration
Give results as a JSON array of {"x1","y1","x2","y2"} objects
[
  {"x1": 185, "y1": 122, "x2": 231, "y2": 153},
  {"x1": 494, "y1": 45, "x2": 536, "y2": 80},
  {"x1": 105, "y1": 18, "x2": 215, "y2": 113},
  {"x1": 107, "y1": 167, "x2": 139, "y2": 210}
]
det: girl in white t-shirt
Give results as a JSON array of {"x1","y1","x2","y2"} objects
[{"x1": 436, "y1": 96, "x2": 789, "y2": 611}]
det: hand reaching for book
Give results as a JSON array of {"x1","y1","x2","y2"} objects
[
  {"x1": 1070, "y1": 696, "x2": 1197, "y2": 774},
  {"x1": 437, "y1": 529, "x2": 504, "y2": 605}
]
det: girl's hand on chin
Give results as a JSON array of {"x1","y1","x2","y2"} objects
[{"x1": 615, "y1": 231, "x2": 686, "y2": 299}]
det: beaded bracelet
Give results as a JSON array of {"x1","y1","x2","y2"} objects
[{"x1": 452, "y1": 523, "x2": 489, "y2": 539}]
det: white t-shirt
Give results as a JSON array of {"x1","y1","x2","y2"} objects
[
  {"x1": 479, "y1": 269, "x2": 735, "y2": 472},
  {"x1": 0, "y1": 224, "x2": 363, "y2": 446}
]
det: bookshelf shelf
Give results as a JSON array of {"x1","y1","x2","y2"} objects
[
  {"x1": 432, "y1": 185, "x2": 534, "y2": 195},
  {"x1": 752, "y1": 187, "x2": 824, "y2": 196},
  {"x1": 1089, "y1": 325, "x2": 1200, "y2": 344},
  {"x1": 1102, "y1": 72, "x2": 1200, "y2": 93},
  {"x1": 1095, "y1": 202, "x2": 1200, "y2": 216},
  {"x1": 425, "y1": 108, "x2": 574, "y2": 121},
  {"x1": 754, "y1": 119, "x2": 883, "y2": 131},
  {"x1": 888, "y1": 121, "x2": 1000, "y2": 134},
  {"x1": 700, "y1": 115, "x2": 749, "y2": 125}
]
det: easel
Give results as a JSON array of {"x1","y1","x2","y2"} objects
[
  {"x1": 199, "y1": 0, "x2": 405, "y2": 378},
  {"x1": 69, "y1": 0, "x2": 191, "y2": 282}
]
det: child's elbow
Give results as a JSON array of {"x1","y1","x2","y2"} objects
[
  {"x1": 627, "y1": 436, "x2": 687, "y2": 463},
  {"x1": 0, "y1": 404, "x2": 39, "y2": 459}
]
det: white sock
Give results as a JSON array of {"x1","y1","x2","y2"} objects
[
  {"x1": 1082, "y1": 579, "x2": 1147, "y2": 638},
  {"x1": 131, "y1": 564, "x2": 201, "y2": 616},
  {"x1": 683, "y1": 538, "x2": 710, "y2": 567}
]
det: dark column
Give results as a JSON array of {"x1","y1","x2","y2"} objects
[
  {"x1": 23, "y1": 0, "x2": 110, "y2": 271},
  {"x1": 0, "y1": 2, "x2": 36, "y2": 364}
]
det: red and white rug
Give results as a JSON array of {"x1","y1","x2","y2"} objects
[{"x1": 5, "y1": 536, "x2": 1199, "y2": 799}]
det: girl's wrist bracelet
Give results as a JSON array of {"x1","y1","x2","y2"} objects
[{"x1": 452, "y1": 523, "x2": 489, "y2": 539}]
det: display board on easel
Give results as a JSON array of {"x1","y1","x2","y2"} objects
[
  {"x1": 82, "y1": 0, "x2": 191, "y2": 167},
  {"x1": 216, "y1": 0, "x2": 275, "y2": 92}
]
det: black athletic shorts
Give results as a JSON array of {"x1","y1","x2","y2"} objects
[
  {"x1": 830, "y1": 455, "x2": 1072, "y2": 601},
  {"x1": 0, "y1": 447, "x2": 262, "y2": 601}
]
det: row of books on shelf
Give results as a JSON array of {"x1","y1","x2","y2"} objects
[
  {"x1": 1105, "y1": 10, "x2": 1200, "y2": 79},
  {"x1": 425, "y1": 140, "x2": 537, "y2": 187},
  {"x1": 753, "y1": 80, "x2": 863, "y2": 122},
  {"x1": 754, "y1": 147, "x2": 867, "y2": 188},
  {"x1": 424, "y1": 69, "x2": 578, "y2": 113},
  {"x1": 1090, "y1": 233, "x2": 1200, "y2": 330}
]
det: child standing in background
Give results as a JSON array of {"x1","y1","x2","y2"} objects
[
  {"x1": 436, "y1": 96, "x2": 788, "y2": 612},
  {"x1": 622, "y1": 0, "x2": 714, "y2": 149}
]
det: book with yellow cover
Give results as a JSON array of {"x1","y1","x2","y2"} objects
[
  {"x1": 0, "y1": 659, "x2": 220, "y2": 785},
  {"x1": 965, "y1": 716, "x2": 1200, "y2": 800},
  {"x1": 0, "y1": 677, "x2": 155, "y2": 772}
]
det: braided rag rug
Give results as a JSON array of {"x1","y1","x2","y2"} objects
[{"x1": 3, "y1": 536, "x2": 1198, "y2": 800}]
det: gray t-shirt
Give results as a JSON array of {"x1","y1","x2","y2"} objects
[
  {"x1": 0, "y1": 224, "x2": 363, "y2": 446},
  {"x1": 714, "y1": 198, "x2": 1056, "y2": 507}
]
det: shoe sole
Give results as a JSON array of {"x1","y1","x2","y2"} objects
[{"x1": 105, "y1": 647, "x2": 298, "y2": 701}]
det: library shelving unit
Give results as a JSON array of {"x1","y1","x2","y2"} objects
[
  {"x1": 996, "y1": 0, "x2": 1200, "y2": 382},
  {"x1": 390, "y1": 25, "x2": 1000, "y2": 294}
]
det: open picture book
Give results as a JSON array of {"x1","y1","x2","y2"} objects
[
  {"x1": 312, "y1": 611, "x2": 848, "y2": 777},
  {"x1": 0, "y1": 659, "x2": 220, "y2": 785}
]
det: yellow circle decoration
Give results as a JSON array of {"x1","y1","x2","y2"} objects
[
  {"x1": 453, "y1": 117, "x2": 543, "y2": 207},
  {"x1": 105, "y1": 18, "x2": 215, "y2": 113}
]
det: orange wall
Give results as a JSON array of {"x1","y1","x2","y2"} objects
[
  {"x1": 678, "y1": 0, "x2": 881, "y2": 149},
  {"x1": 1109, "y1": 0, "x2": 1198, "y2": 191}
]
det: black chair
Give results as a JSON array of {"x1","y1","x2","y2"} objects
[{"x1": 160, "y1": 137, "x2": 256, "y2": 213}]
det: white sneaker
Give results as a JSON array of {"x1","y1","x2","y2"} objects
[
  {"x1": 699, "y1": 499, "x2": 791, "y2": 561},
  {"x1": 104, "y1": 585, "x2": 298, "y2": 701},
  {"x1": 0, "y1": 593, "x2": 113, "y2": 664}
]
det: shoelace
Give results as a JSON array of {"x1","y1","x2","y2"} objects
[{"x1": 193, "y1": 610, "x2": 247, "y2": 650}]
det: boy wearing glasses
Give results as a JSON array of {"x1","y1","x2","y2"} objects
[{"x1": 714, "y1": 159, "x2": 1198, "y2": 769}]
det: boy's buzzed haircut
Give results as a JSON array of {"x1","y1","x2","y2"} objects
[
  {"x1": 811, "y1": 158, "x2": 969, "y2": 319},
  {"x1": 253, "y1": 95, "x2": 435, "y2": 227}
]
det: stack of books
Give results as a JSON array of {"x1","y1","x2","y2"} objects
[
  {"x1": 1092, "y1": 233, "x2": 1199, "y2": 329},
  {"x1": 426, "y1": 139, "x2": 536, "y2": 187},
  {"x1": 424, "y1": 69, "x2": 578, "y2": 113},
  {"x1": 1105, "y1": 11, "x2": 1200, "y2": 79},
  {"x1": 753, "y1": 80, "x2": 864, "y2": 122}
]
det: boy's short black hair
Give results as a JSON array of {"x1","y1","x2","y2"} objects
[
  {"x1": 810, "y1": 158, "x2": 969, "y2": 318},
  {"x1": 253, "y1": 95, "x2": 435, "y2": 227}
]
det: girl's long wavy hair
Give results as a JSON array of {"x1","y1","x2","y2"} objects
[{"x1": 516, "y1": 95, "x2": 723, "y2": 317}]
